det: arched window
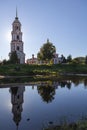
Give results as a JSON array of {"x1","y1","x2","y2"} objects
[
  {"x1": 16, "y1": 26, "x2": 18, "y2": 30},
  {"x1": 17, "y1": 46, "x2": 19, "y2": 51},
  {"x1": 17, "y1": 35, "x2": 19, "y2": 40},
  {"x1": 17, "y1": 95, "x2": 19, "y2": 99}
]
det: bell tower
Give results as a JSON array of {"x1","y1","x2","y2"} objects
[{"x1": 9, "y1": 9, "x2": 25, "y2": 64}]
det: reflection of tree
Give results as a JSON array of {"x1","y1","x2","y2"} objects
[
  {"x1": 37, "y1": 81, "x2": 72, "y2": 103},
  {"x1": 59, "y1": 77, "x2": 87, "y2": 88},
  {"x1": 84, "y1": 79, "x2": 87, "y2": 88},
  {"x1": 66, "y1": 82, "x2": 71, "y2": 89},
  {"x1": 37, "y1": 84, "x2": 56, "y2": 103},
  {"x1": 59, "y1": 81, "x2": 66, "y2": 88},
  {"x1": 59, "y1": 81, "x2": 71, "y2": 89},
  {"x1": 71, "y1": 79, "x2": 80, "y2": 86}
]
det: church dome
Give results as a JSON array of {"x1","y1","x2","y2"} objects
[{"x1": 12, "y1": 17, "x2": 21, "y2": 25}]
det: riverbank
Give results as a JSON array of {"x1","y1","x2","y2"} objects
[
  {"x1": 0, "y1": 64, "x2": 87, "y2": 77},
  {"x1": 44, "y1": 120, "x2": 87, "y2": 130},
  {"x1": 44, "y1": 123, "x2": 87, "y2": 130},
  {"x1": 0, "y1": 64, "x2": 87, "y2": 84}
]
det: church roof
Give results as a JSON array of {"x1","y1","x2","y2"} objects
[
  {"x1": 12, "y1": 8, "x2": 21, "y2": 25},
  {"x1": 13, "y1": 17, "x2": 21, "y2": 25}
]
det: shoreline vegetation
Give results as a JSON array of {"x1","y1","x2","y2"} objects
[
  {"x1": 0, "y1": 63, "x2": 87, "y2": 84},
  {"x1": 0, "y1": 64, "x2": 87, "y2": 77},
  {"x1": 44, "y1": 119, "x2": 87, "y2": 130}
]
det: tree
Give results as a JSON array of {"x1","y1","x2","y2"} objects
[
  {"x1": 85, "y1": 56, "x2": 87, "y2": 64},
  {"x1": 10, "y1": 51, "x2": 19, "y2": 64},
  {"x1": 2, "y1": 59, "x2": 11, "y2": 65},
  {"x1": 67, "y1": 55, "x2": 72, "y2": 63},
  {"x1": 37, "y1": 39, "x2": 56, "y2": 62},
  {"x1": 2, "y1": 59, "x2": 7, "y2": 65},
  {"x1": 61, "y1": 54, "x2": 66, "y2": 63}
]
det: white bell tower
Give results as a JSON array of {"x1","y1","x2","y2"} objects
[{"x1": 9, "y1": 9, "x2": 25, "y2": 64}]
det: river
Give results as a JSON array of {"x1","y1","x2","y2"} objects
[{"x1": 0, "y1": 77, "x2": 87, "y2": 130}]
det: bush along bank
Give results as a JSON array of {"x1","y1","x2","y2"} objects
[{"x1": 0, "y1": 64, "x2": 87, "y2": 77}]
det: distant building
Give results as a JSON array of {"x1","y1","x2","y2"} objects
[
  {"x1": 53, "y1": 53, "x2": 63, "y2": 64},
  {"x1": 26, "y1": 54, "x2": 37, "y2": 64},
  {"x1": 53, "y1": 53, "x2": 59, "y2": 64},
  {"x1": 9, "y1": 9, "x2": 25, "y2": 64}
]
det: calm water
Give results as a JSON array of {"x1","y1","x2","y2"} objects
[{"x1": 0, "y1": 78, "x2": 87, "y2": 130}]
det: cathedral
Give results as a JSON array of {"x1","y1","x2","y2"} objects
[{"x1": 9, "y1": 10, "x2": 25, "y2": 64}]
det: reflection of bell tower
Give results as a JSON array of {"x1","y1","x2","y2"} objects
[
  {"x1": 9, "y1": 8, "x2": 25, "y2": 64},
  {"x1": 10, "y1": 86, "x2": 25, "y2": 129}
]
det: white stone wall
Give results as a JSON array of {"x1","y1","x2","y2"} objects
[{"x1": 10, "y1": 16, "x2": 25, "y2": 64}]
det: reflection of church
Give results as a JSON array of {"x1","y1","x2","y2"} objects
[{"x1": 9, "y1": 86, "x2": 25, "y2": 129}]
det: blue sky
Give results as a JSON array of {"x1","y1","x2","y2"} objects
[{"x1": 0, "y1": 0, "x2": 87, "y2": 60}]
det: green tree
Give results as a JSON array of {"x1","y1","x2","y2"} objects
[
  {"x1": 85, "y1": 56, "x2": 87, "y2": 64},
  {"x1": 61, "y1": 54, "x2": 66, "y2": 63},
  {"x1": 37, "y1": 39, "x2": 56, "y2": 62},
  {"x1": 2, "y1": 59, "x2": 11, "y2": 65},
  {"x1": 2, "y1": 59, "x2": 7, "y2": 65},
  {"x1": 67, "y1": 55, "x2": 72, "y2": 63},
  {"x1": 10, "y1": 51, "x2": 19, "y2": 64}
]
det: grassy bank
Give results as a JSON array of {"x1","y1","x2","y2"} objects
[
  {"x1": 44, "y1": 120, "x2": 87, "y2": 130},
  {"x1": 0, "y1": 64, "x2": 87, "y2": 76},
  {"x1": 0, "y1": 64, "x2": 87, "y2": 77}
]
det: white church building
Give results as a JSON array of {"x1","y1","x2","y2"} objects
[{"x1": 9, "y1": 10, "x2": 25, "y2": 64}]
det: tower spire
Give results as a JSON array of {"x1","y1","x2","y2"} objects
[{"x1": 16, "y1": 7, "x2": 18, "y2": 19}]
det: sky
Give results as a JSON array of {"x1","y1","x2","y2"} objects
[{"x1": 0, "y1": 0, "x2": 87, "y2": 60}]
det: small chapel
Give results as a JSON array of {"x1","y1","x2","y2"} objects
[{"x1": 9, "y1": 9, "x2": 25, "y2": 64}]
